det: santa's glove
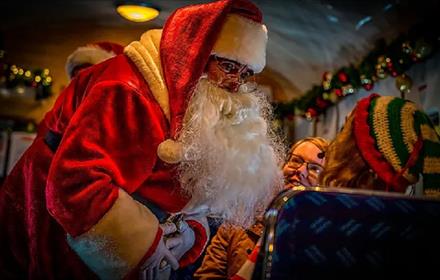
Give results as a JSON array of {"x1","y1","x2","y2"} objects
[
  {"x1": 163, "y1": 219, "x2": 195, "y2": 261},
  {"x1": 177, "y1": 212, "x2": 210, "y2": 267},
  {"x1": 139, "y1": 225, "x2": 179, "y2": 280}
]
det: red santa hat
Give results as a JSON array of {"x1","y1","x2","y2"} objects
[
  {"x1": 157, "y1": 0, "x2": 268, "y2": 163},
  {"x1": 65, "y1": 41, "x2": 124, "y2": 79}
]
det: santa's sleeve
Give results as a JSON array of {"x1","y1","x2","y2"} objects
[{"x1": 46, "y1": 81, "x2": 165, "y2": 279}]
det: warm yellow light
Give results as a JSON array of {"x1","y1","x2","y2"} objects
[
  {"x1": 11, "y1": 65, "x2": 18, "y2": 75},
  {"x1": 116, "y1": 4, "x2": 159, "y2": 22}
]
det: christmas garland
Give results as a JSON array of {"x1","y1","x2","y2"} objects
[
  {"x1": 273, "y1": 20, "x2": 439, "y2": 121},
  {"x1": 0, "y1": 63, "x2": 53, "y2": 100}
]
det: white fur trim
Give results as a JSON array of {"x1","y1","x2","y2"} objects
[
  {"x1": 212, "y1": 14, "x2": 268, "y2": 73},
  {"x1": 157, "y1": 139, "x2": 183, "y2": 164},
  {"x1": 66, "y1": 46, "x2": 116, "y2": 79},
  {"x1": 67, "y1": 189, "x2": 159, "y2": 280},
  {"x1": 124, "y1": 29, "x2": 170, "y2": 121}
]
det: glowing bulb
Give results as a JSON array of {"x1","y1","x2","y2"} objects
[
  {"x1": 269, "y1": 244, "x2": 273, "y2": 252},
  {"x1": 16, "y1": 86, "x2": 25, "y2": 95},
  {"x1": 116, "y1": 4, "x2": 159, "y2": 22}
]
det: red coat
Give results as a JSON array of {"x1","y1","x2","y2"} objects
[{"x1": 0, "y1": 55, "x2": 193, "y2": 279}]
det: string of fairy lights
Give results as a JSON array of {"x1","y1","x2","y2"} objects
[
  {"x1": 273, "y1": 20, "x2": 438, "y2": 121},
  {"x1": 0, "y1": 62, "x2": 53, "y2": 100}
]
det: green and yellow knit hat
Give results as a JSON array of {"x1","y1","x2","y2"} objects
[{"x1": 353, "y1": 94, "x2": 440, "y2": 192}]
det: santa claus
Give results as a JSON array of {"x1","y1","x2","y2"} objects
[{"x1": 0, "y1": 0, "x2": 283, "y2": 279}]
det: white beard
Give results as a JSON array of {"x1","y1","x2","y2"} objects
[{"x1": 177, "y1": 78, "x2": 284, "y2": 228}]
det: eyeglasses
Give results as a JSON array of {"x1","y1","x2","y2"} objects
[
  {"x1": 214, "y1": 56, "x2": 254, "y2": 81},
  {"x1": 286, "y1": 154, "x2": 324, "y2": 180}
]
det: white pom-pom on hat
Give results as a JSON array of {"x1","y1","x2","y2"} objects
[{"x1": 157, "y1": 139, "x2": 184, "y2": 164}]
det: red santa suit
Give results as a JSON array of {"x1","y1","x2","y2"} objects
[
  {"x1": 0, "y1": 0, "x2": 268, "y2": 279},
  {"x1": 36, "y1": 42, "x2": 124, "y2": 143}
]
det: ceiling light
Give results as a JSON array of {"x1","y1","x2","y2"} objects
[{"x1": 115, "y1": 1, "x2": 160, "y2": 23}]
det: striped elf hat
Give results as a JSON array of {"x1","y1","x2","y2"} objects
[{"x1": 353, "y1": 94, "x2": 440, "y2": 193}]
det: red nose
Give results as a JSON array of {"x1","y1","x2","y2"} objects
[{"x1": 219, "y1": 76, "x2": 241, "y2": 92}]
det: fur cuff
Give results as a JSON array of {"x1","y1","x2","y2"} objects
[
  {"x1": 124, "y1": 29, "x2": 170, "y2": 121},
  {"x1": 67, "y1": 189, "x2": 159, "y2": 280}
]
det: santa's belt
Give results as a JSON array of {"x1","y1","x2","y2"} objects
[{"x1": 44, "y1": 129, "x2": 170, "y2": 223}]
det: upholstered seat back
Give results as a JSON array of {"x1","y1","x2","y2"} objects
[{"x1": 253, "y1": 187, "x2": 440, "y2": 280}]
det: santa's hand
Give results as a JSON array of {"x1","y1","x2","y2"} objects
[
  {"x1": 160, "y1": 221, "x2": 179, "y2": 236},
  {"x1": 184, "y1": 213, "x2": 210, "y2": 241},
  {"x1": 139, "y1": 225, "x2": 179, "y2": 280},
  {"x1": 170, "y1": 212, "x2": 210, "y2": 268},
  {"x1": 164, "y1": 220, "x2": 195, "y2": 260}
]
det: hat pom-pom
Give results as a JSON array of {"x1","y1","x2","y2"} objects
[{"x1": 157, "y1": 139, "x2": 183, "y2": 164}]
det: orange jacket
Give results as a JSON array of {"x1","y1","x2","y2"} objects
[{"x1": 194, "y1": 220, "x2": 263, "y2": 279}]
